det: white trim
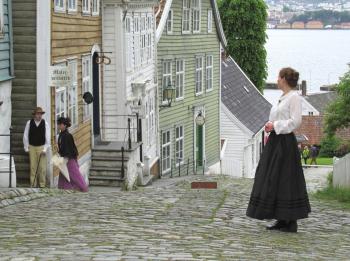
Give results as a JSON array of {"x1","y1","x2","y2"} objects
[
  {"x1": 155, "y1": 0, "x2": 173, "y2": 43},
  {"x1": 175, "y1": 125, "x2": 184, "y2": 166},
  {"x1": 222, "y1": 104, "x2": 254, "y2": 137},
  {"x1": 182, "y1": 0, "x2": 191, "y2": 34},
  {"x1": 207, "y1": 9, "x2": 213, "y2": 33},
  {"x1": 192, "y1": 0, "x2": 201, "y2": 33},
  {"x1": 195, "y1": 56, "x2": 203, "y2": 95},
  {"x1": 166, "y1": 9, "x2": 173, "y2": 34},
  {"x1": 161, "y1": 129, "x2": 172, "y2": 174},
  {"x1": 205, "y1": 55, "x2": 213, "y2": 91},
  {"x1": 175, "y1": 59, "x2": 185, "y2": 100}
]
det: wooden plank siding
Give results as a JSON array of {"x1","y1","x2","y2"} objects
[
  {"x1": 11, "y1": 0, "x2": 37, "y2": 181},
  {"x1": 51, "y1": 1, "x2": 101, "y2": 160},
  {"x1": 158, "y1": 0, "x2": 221, "y2": 174}
]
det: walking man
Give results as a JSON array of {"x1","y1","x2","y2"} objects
[
  {"x1": 310, "y1": 145, "x2": 318, "y2": 165},
  {"x1": 302, "y1": 146, "x2": 310, "y2": 165},
  {"x1": 23, "y1": 107, "x2": 51, "y2": 187}
]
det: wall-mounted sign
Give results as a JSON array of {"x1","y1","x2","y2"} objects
[
  {"x1": 195, "y1": 114, "x2": 205, "y2": 126},
  {"x1": 49, "y1": 66, "x2": 71, "y2": 87}
]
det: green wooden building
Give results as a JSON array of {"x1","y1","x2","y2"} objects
[{"x1": 155, "y1": 0, "x2": 226, "y2": 176}]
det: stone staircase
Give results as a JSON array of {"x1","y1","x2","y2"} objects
[{"x1": 89, "y1": 142, "x2": 153, "y2": 187}]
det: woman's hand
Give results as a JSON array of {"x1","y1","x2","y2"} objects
[{"x1": 265, "y1": 121, "x2": 274, "y2": 133}]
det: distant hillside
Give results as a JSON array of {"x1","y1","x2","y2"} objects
[{"x1": 289, "y1": 10, "x2": 350, "y2": 24}]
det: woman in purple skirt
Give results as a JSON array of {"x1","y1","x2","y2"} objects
[{"x1": 57, "y1": 117, "x2": 88, "y2": 192}]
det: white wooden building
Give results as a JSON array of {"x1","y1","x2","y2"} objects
[
  {"x1": 101, "y1": 0, "x2": 159, "y2": 176},
  {"x1": 220, "y1": 57, "x2": 272, "y2": 178}
]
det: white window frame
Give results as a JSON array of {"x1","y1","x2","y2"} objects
[
  {"x1": 192, "y1": 0, "x2": 201, "y2": 33},
  {"x1": 125, "y1": 16, "x2": 134, "y2": 71},
  {"x1": 68, "y1": 0, "x2": 77, "y2": 13},
  {"x1": 55, "y1": 87, "x2": 67, "y2": 138},
  {"x1": 182, "y1": 0, "x2": 191, "y2": 34},
  {"x1": 82, "y1": 0, "x2": 91, "y2": 15},
  {"x1": 147, "y1": 15, "x2": 153, "y2": 62},
  {"x1": 134, "y1": 15, "x2": 141, "y2": 68},
  {"x1": 92, "y1": 0, "x2": 100, "y2": 16},
  {"x1": 162, "y1": 130, "x2": 171, "y2": 173},
  {"x1": 0, "y1": 0, "x2": 4, "y2": 36},
  {"x1": 140, "y1": 16, "x2": 147, "y2": 65},
  {"x1": 82, "y1": 55, "x2": 92, "y2": 120},
  {"x1": 67, "y1": 59, "x2": 78, "y2": 128},
  {"x1": 206, "y1": 55, "x2": 213, "y2": 91},
  {"x1": 54, "y1": 0, "x2": 66, "y2": 13},
  {"x1": 175, "y1": 59, "x2": 185, "y2": 100},
  {"x1": 195, "y1": 56, "x2": 203, "y2": 95},
  {"x1": 162, "y1": 60, "x2": 172, "y2": 103},
  {"x1": 167, "y1": 9, "x2": 173, "y2": 34},
  {"x1": 208, "y1": 9, "x2": 213, "y2": 33},
  {"x1": 175, "y1": 125, "x2": 184, "y2": 166}
]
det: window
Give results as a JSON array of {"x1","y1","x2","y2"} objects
[
  {"x1": 206, "y1": 55, "x2": 213, "y2": 91},
  {"x1": 162, "y1": 60, "x2": 172, "y2": 102},
  {"x1": 162, "y1": 130, "x2": 171, "y2": 173},
  {"x1": 125, "y1": 16, "x2": 134, "y2": 71},
  {"x1": 140, "y1": 16, "x2": 146, "y2": 64},
  {"x1": 147, "y1": 96, "x2": 155, "y2": 146},
  {"x1": 308, "y1": 111, "x2": 314, "y2": 116},
  {"x1": 167, "y1": 9, "x2": 173, "y2": 34},
  {"x1": 134, "y1": 16, "x2": 141, "y2": 68},
  {"x1": 175, "y1": 60, "x2": 185, "y2": 100},
  {"x1": 92, "y1": 0, "x2": 99, "y2": 15},
  {"x1": 55, "y1": 87, "x2": 67, "y2": 137},
  {"x1": 195, "y1": 57, "x2": 203, "y2": 95},
  {"x1": 192, "y1": 0, "x2": 201, "y2": 33},
  {"x1": 208, "y1": 10, "x2": 213, "y2": 33},
  {"x1": 182, "y1": 0, "x2": 191, "y2": 33},
  {"x1": 82, "y1": 0, "x2": 90, "y2": 14},
  {"x1": 175, "y1": 126, "x2": 184, "y2": 166},
  {"x1": 54, "y1": 0, "x2": 65, "y2": 12},
  {"x1": 0, "y1": 0, "x2": 4, "y2": 35},
  {"x1": 67, "y1": 60, "x2": 78, "y2": 128},
  {"x1": 68, "y1": 0, "x2": 77, "y2": 12},
  {"x1": 147, "y1": 15, "x2": 153, "y2": 61},
  {"x1": 82, "y1": 56, "x2": 92, "y2": 119}
]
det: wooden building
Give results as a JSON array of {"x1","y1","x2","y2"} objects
[
  {"x1": 12, "y1": 0, "x2": 102, "y2": 185},
  {"x1": 306, "y1": 21, "x2": 324, "y2": 29},
  {"x1": 292, "y1": 21, "x2": 305, "y2": 29}
]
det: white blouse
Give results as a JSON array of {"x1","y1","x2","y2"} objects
[{"x1": 269, "y1": 90, "x2": 302, "y2": 135}]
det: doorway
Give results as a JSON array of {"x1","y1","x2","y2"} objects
[
  {"x1": 196, "y1": 125, "x2": 204, "y2": 167},
  {"x1": 92, "y1": 52, "x2": 100, "y2": 138}
]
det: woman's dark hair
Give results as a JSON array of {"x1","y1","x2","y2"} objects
[
  {"x1": 279, "y1": 67, "x2": 299, "y2": 88},
  {"x1": 57, "y1": 117, "x2": 72, "y2": 128}
]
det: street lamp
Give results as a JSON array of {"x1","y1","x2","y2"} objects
[{"x1": 160, "y1": 82, "x2": 175, "y2": 108}]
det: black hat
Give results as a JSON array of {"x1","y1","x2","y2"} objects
[{"x1": 57, "y1": 117, "x2": 72, "y2": 128}]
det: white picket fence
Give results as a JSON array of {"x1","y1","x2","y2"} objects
[{"x1": 333, "y1": 153, "x2": 350, "y2": 188}]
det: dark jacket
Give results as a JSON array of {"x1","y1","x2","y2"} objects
[{"x1": 58, "y1": 130, "x2": 78, "y2": 159}]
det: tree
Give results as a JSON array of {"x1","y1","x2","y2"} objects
[
  {"x1": 324, "y1": 66, "x2": 350, "y2": 136},
  {"x1": 218, "y1": 0, "x2": 268, "y2": 92}
]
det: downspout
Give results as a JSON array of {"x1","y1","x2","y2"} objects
[{"x1": 155, "y1": 0, "x2": 173, "y2": 44}]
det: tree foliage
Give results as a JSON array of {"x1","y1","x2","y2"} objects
[
  {"x1": 218, "y1": 0, "x2": 268, "y2": 92},
  {"x1": 324, "y1": 67, "x2": 350, "y2": 136}
]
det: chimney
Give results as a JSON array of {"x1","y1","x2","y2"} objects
[{"x1": 301, "y1": 80, "x2": 307, "y2": 96}]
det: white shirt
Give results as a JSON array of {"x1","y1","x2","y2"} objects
[
  {"x1": 269, "y1": 91, "x2": 302, "y2": 135},
  {"x1": 23, "y1": 119, "x2": 51, "y2": 152}
]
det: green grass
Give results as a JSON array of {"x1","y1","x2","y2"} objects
[
  {"x1": 313, "y1": 173, "x2": 350, "y2": 209},
  {"x1": 301, "y1": 157, "x2": 333, "y2": 166}
]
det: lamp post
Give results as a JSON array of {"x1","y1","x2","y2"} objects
[{"x1": 160, "y1": 82, "x2": 175, "y2": 108}]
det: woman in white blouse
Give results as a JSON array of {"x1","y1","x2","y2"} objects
[{"x1": 246, "y1": 68, "x2": 311, "y2": 233}]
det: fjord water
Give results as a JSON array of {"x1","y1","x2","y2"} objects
[{"x1": 264, "y1": 29, "x2": 350, "y2": 104}]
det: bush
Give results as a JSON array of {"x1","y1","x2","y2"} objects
[{"x1": 319, "y1": 135, "x2": 341, "y2": 157}]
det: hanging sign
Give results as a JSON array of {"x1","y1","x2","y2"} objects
[
  {"x1": 195, "y1": 114, "x2": 205, "y2": 126},
  {"x1": 49, "y1": 66, "x2": 71, "y2": 87}
]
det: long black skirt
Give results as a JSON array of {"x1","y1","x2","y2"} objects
[{"x1": 246, "y1": 131, "x2": 311, "y2": 221}]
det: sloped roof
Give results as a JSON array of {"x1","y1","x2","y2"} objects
[
  {"x1": 221, "y1": 57, "x2": 272, "y2": 135},
  {"x1": 305, "y1": 92, "x2": 338, "y2": 114},
  {"x1": 155, "y1": 0, "x2": 227, "y2": 47}
]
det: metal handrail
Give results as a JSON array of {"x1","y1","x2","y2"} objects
[{"x1": 0, "y1": 128, "x2": 13, "y2": 188}]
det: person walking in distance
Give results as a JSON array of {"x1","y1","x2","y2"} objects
[
  {"x1": 310, "y1": 145, "x2": 318, "y2": 165},
  {"x1": 302, "y1": 146, "x2": 310, "y2": 165},
  {"x1": 246, "y1": 68, "x2": 311, "y2": 233},
  {"x1": 23, "y1": 107, "x2": 51, "y2": 187}
]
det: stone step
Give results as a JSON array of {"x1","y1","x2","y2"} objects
[
  {"x1": 92, "y1": 150, "x2": 130, "y2": 159},
  {"x1": 89, "y1": 176, "x2": 124, "y2": 187},
  {"x1": 138, "y1": 175, "x2": 153, "y2": 187},
  {"x1": 90, "y1": 166, "x2": 125, "y2": 177}
]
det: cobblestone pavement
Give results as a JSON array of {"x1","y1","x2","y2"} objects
[{"x1": 1, "y1": 169, "x2": 350, "y2": 261}]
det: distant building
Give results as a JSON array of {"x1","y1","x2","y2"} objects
[
  {"x1": 292, "y1": 21, "x2": 305, "y2": 29},
  {"x1": 341, "y1": 23, "x2": 350, "y2": 29},
  {"x1": 276, "y1": 23, "x2": 291, "y2": 29},
  {"x1": 306, "y1": 20, "x2": 324, "y2": 29}
]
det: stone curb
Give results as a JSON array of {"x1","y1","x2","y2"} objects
[{"x1": 0, "y1": 188, "x2": 75, "y2": 209}]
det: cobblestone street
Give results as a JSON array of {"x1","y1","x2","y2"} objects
[{"x1": 1, "y1": 169, "x2": 350, "y2": 260}]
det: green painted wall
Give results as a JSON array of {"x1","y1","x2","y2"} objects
[{"x1": 158, "y1": 0, "x2": 221, "y2": 175}]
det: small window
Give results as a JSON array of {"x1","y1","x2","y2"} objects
[
  {"x1": 55, "y1": 87, "x2": 67, "y2": 138},
  {"x1": 195, "y1": 56, "x2": 203, "y2": 95},
  {"x1": 208, "y1": 10, "x2": 213, "y2": 33},
  {"x1": 82, "y1": 0, "x2": 91, "y2": 14},
  {"x1": 308, "y1": 111, "x2": 314, "y2": 116},
  {"x1": 175, "y1": 60, "x2": 185, "y2": 100},
  {"x1": 175, "y1": 126, "x2": 184, "y2": 166},
  {"x1": 167, "y1": 9, "x2": 173, "y2": 34},
  {"x1": 206, "y1": 55, "x2": 213, "y2": 91},
  {"x1": 162, "y1": 130, "x2": 171, "y2": 173},
  {"x1": 162, "y1": 60, "x2": 172, "y2": 102},
  {"x1": 54, "y1": 0, "x2": 66, "y2": 13},
  {"x1": 182, "y1": 0, "x2": 191, "y2": 33},
  {"x1": 92, "y1": 0, "x2": 100, "y2": 15},
  {"x1": 68, "y1": 0, "x2": 77, "y2": 12}
]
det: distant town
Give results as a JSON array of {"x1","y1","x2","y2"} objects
[{"x1": 266, "y1": 0, "x2": 350, "y2": 29}]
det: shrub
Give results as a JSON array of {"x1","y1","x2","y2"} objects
[{"x1": 319, "y1": 135, "x2": 341, "y2": 157}]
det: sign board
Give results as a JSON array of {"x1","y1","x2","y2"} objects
[
  {"x1": 49, "y1": 66, "x2": 71, "y2": 87},
  {"x1": 195, "y1": 114, "x2": 205, "y2": 126}
]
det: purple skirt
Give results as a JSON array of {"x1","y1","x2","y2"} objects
[{"x1": 58, "y1": 159, "x2": 88, "y2": 192}]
